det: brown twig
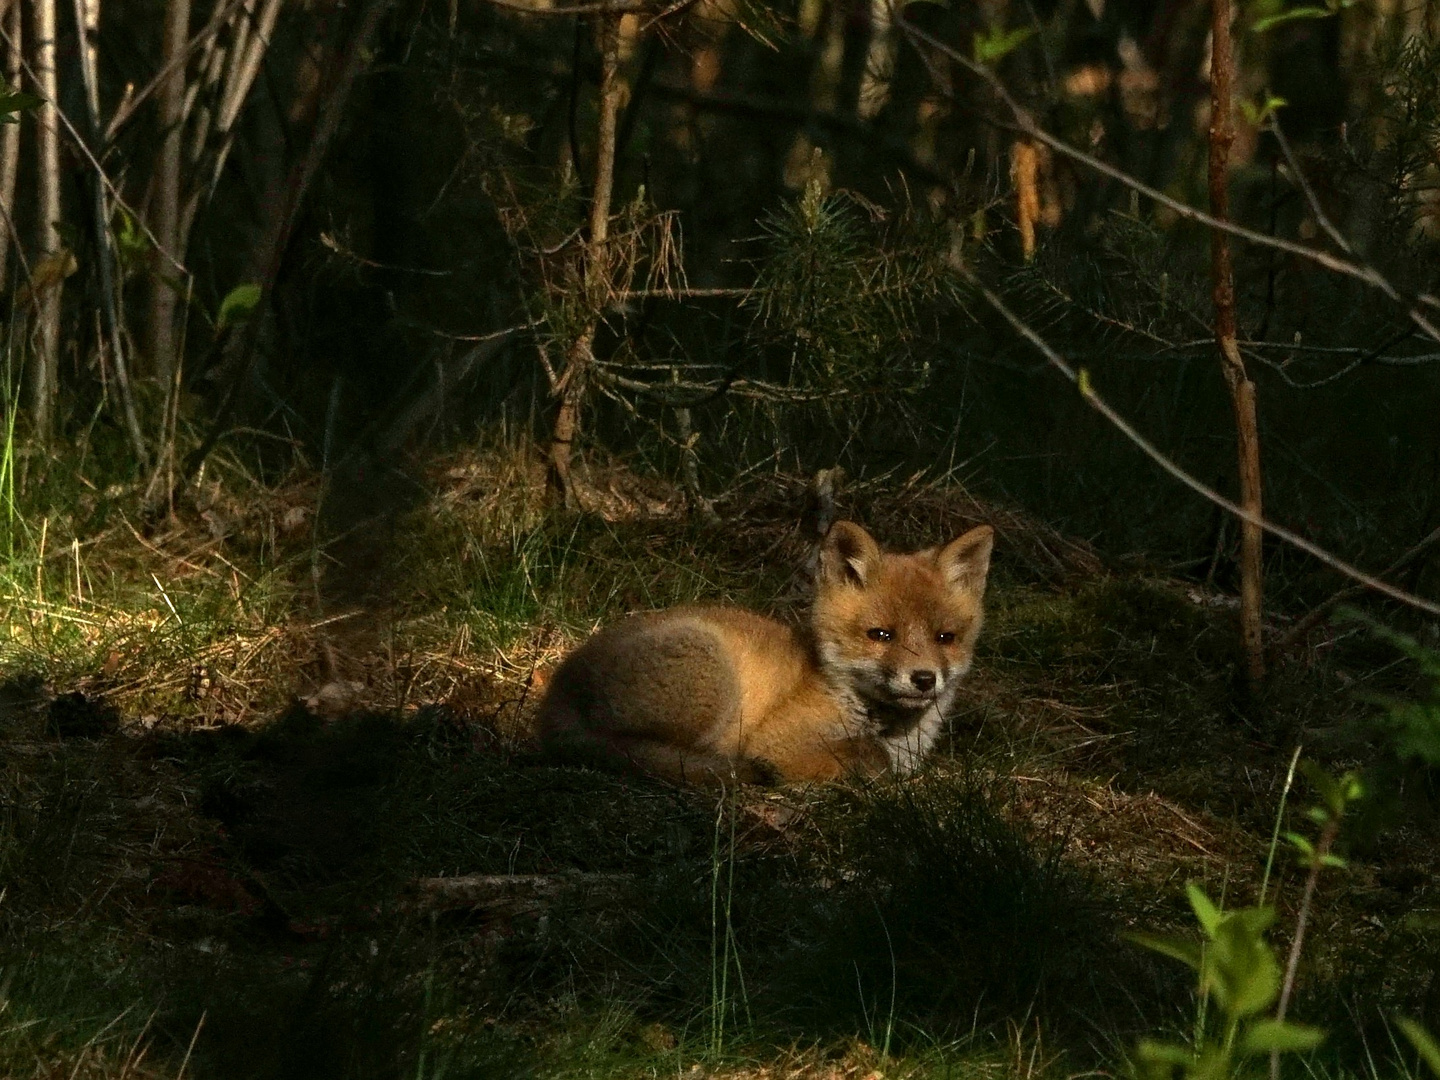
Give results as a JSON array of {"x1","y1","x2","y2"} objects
[
  {"x1": 1271, "y1": 816, "x2": 1339, "y2": 1080},
  {"x1": 895, "y1": 16, "x2": 1440, "y2": 345},
  {"x1": 1208, "y1": 0, "x2": 1265, "y2": 689},
  {"x1": 549, "y1": 11, "x2": 626, "y2": 508},
  {"x1": 960, "y1": 267, "x2": 1440, "y2": 617},
  {"x1": 1272, "y1": 524, "x2": 1440, "y2": 657}
]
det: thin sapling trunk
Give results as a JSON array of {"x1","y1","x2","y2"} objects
[
  {"x1": 1208, "y1": 0, "x2": 1266, "y2": 691},
  {"x1": 0, "y1": 0, "x2": 21, "y2": 289},
  {"x1": 549, "y1": 10, "x2": 624, "y2": 509},
  {"x1": 148, "y1": 0, "x2": 192, "y2": 382}
]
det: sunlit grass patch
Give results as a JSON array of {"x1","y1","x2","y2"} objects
[{"x1": 0, "y1": 440, "x2": 1430, "y2": 1080}]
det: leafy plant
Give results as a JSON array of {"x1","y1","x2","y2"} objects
[
  {"x1": 1130, "y1": 884, "x2": 1325, "y2": 1080},
  {"x1": 1338, "y1": 613, "x2": 1440, "y2": 767},
  {"x1": 1129, "y1": 760, "x2": 1368, "y2": 1080},
  {"x1": 216, "y1": 283, "x2": 262, "y2": 333}
]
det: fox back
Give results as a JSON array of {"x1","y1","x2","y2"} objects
[{"x1": 536, "y1": 521, "x2": 994, "y2": 784}]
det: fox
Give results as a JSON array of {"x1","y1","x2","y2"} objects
[{"x1": 536, "y1": 520, "x2": 995, "y2": 785}]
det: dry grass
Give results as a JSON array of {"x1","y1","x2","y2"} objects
[{"x1": 0, "y1": 439, "x2": 1435, "y2": 1079}]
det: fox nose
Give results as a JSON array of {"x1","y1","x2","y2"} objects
[{"x1": 910, "y1": 670, "x2": 936, "y2": 692}]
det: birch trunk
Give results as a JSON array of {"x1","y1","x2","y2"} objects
[
  {"x1": 1208, "y1": 0, "x2": 1266, "y2": 691},
  {"x1": 147, "y1": 0, "x2": 193, "y2": 382},
  {"x1": 0, "y1": 0, "x2": 21, "y2": 290},
  {"x1": 73, "y1": 0, "x2": 148, "y2": 463},
  {"x1": 31, "y1": 0, "x2": 61, "y2": 443},
  {"x1": 178, "y1": 0, "x2": 283, "y2": 272}
]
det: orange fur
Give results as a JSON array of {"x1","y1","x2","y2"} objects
[{"x1": 537, "y1": 521, "x2": 995, "y2": 785}]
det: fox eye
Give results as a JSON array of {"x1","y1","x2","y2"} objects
[
  {"x1": 936, "y1": 631, "x2": 956, "y2": 645},
  {"x1": 866, "y1": 628, "x2": 893, "y2": 643}
]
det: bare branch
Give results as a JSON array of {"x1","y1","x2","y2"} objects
[
  {"x1": 1267, "y1": 117, "x2": 1353, "y2": 256},
  {"x1": 103, "y1": 0, "x2": 247, "y2": 141},
  {"x1": 960, "y1": 266, "x2": 1440, "y2": 617},
  {"x1": 70, "y1": 0, "x2": 147, "y2": 463},
  {"x1": 0, "y1": 23, "x2": 189, "y2": 274},
  {"x1": 895, "y1": 15, "x2": 1440, "y2": 345},
  {"x1": 1273, "y1": 524, "x2": 1440, "y2": 656}
]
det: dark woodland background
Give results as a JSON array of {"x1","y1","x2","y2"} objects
[
  {"x1": 2, "y1": 0, "x2": 1440, "y2": 1076},
  {"x1": 2, "y1": 0, "x2": 1438, "y2": 577}
]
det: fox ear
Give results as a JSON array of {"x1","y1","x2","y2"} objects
[
  {"x1": 820, "y1": 521, "x2": 883, "y2": 588},
  {"x1": 937, "y1": 525, "x2": 994, "y2": 594}
]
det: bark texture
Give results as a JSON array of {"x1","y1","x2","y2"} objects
[
  {"x1": 31, "y1": 0, "x2": 61, "y2": 442},
  {"x1": 549, "y1": 11, "x2": 624, "y2": 508},
  {"x1": 1208, "y1": 0, "x2": 1266, "y2": 690},
  {"x1": 147, "y1": 0, "x2": 193, "y2": 382}
]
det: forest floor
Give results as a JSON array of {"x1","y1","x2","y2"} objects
[{"x1": 1, "y1": 441, "x2": 1437, "y2": 1080}]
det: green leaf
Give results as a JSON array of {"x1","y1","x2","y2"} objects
[
  {"x1": 217, "y1": 283, "x2": 262, "y2": 331},
  {"x1": 1241, "y1": 1020, "x2": 1326, "y2": 1055},
  {"x1": 1187, "y1": 882, "x2": 1224, "y2": 935},
  {"x1": 1134, "y1": 1039, "x2": 1195, "y2": 1080},
  {"x1": 0, "y1": 84, "x2": 41, "y2": 124},
  {"x1": 1398, "y1": 1018, "x2": 1440, "y2": 1078},
  {"x1": 1136, "y1": 1039, "x2": 1195, "y2": 1066},
  {"x1": 974, "y1": 25, "x2": 1036, "y2": 64},
  {"x1": 1285, "y1": 831, "x2": 1316, "y2": 859},
  {"x1": 1240, "y1": 94, "x2": 1288, "y2": 125},
  {"x1": 1125, "y1": 931, "x2": 1203, "y2": 971},
  {"x1": 1252, "y1": 4, "x2": 1332, "y2": 32},
  {"x1": 1198, "y1": 904, "x2": 1280, "y2": 1017}
]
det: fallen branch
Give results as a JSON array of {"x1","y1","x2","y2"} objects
[{"x1": 408, "y1": 873, "x2": 634, "y2": 917}]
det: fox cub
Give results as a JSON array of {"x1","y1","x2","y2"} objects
[{"x1": 536, "y1": 520, "x2": 995, "y2": 785}]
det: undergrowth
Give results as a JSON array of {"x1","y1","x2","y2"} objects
[{"x1": 0, "y1": 438, "x2": 1436, "y2": 1079}]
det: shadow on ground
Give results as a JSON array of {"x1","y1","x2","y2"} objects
[{"x1": 0, "y1": 687, "x2": 1175, "y2": 1080}]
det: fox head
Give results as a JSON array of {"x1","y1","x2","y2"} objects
[{"x1": 811, "y1": 520, "x2": 995, "y2": 720}]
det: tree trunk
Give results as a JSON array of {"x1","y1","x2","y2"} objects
[
  {"x1": 147, "y1": 0, "x2": 193, "y2": 383},
  {"x1": 179, "y1": 0, "x2": 284, "y2": 248},
  {"x1": 549, "y1": 10, "x2": 624, "y2": 508},
  {"x1": 181, "y1": 0, "x2": 392, "y2": 489},
  {"x1": 72, "y1": 0, "x2": 148, "y2": 464},
  {"x1": 31, "y1": 0, "x2": 61, "y2": 443},
  {"x1": 0, "y1": 0, "x2": 21, "y2": 291},
  {"x1": 1208, "y1": 0, "x2": 1265, "y2": 690}
]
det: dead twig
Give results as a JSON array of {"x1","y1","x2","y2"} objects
[
  {"x1": 895, "y1": 16, "x2": 1440, "y2": 345},
  {"x1": 958, "y1": 267, "x2": 1440, "y2": 617},
  {"x1": 1272, "y1": 524, "x2": 1440, "y2": 657}
]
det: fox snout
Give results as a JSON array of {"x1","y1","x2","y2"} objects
[{"x1": 880, "y1": 658, "x2": 947, "y2": 702}]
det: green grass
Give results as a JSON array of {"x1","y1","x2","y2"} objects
[{"x1": 1, "y1": 442, "x2": 1436, "y2": 1080}]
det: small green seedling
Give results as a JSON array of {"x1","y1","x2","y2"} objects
[
  {"x1": 1285, "y1": 762, "x2": 1362, "y2": 871},
  {"x1": 1129, "y1": 884, "x2": 1324, "y2": 1080}
]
